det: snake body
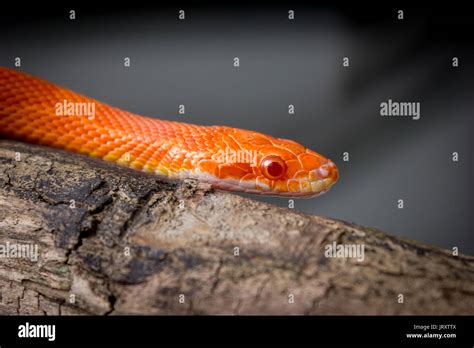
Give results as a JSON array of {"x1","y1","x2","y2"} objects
[{"x1": 0, "y1": 67, "x2": 338, "y2": 198}]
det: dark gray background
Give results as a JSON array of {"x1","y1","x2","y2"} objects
[{"x1": 1, "y1": 6, "x2": 472, "y2": 253}]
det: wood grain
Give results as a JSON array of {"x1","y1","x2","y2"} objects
[{"x1": 0, "y1": 140, "x2": 473, "y2": 315}]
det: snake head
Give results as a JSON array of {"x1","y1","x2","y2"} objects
[
  {"x1": 256, "y1": 146, "x2": 339, "y2": 198},
  {"x1": 200, "y1": 128, "x2": 339, "y2": 198}
]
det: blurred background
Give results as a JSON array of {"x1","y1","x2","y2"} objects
[{"x1": 1, "y1": 4, "x2": 472, "y2": 253}]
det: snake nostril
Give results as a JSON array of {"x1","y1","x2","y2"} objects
[
  {"x1": 317, "y1": 166, "x2": 330, "y2": 178},
  {"x1": 317, "y1": 162, "x2": 338, "y2": 181}
]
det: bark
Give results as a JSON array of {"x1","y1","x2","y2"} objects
[{"x1": 0, "y1": 139, "x2": 473, "y2": 315}]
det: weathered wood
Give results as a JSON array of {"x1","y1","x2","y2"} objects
[{"x1": 0, "y1": 139, "x2": 473, "y2": 315}]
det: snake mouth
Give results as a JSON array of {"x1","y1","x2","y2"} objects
[
  {"x1": 235, "y1": 178, "x2": 336, "y2": 198},
  {"x1": 192, "y1": 160, "x2": 339, "y2": 198},
  {"x1": 208, "y1": 165, "x2": 338, "y2": 199},
  {"x1": 270, "y1": 176, "x2": 337, "y2": 198}
]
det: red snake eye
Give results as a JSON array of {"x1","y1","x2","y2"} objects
[{"x1": 260, "y1": 155, "x2": 287, "y2": 180}]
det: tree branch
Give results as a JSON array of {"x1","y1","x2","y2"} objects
[{"x1": 0, "y1": 139, "x2": 473, "y2": 315}]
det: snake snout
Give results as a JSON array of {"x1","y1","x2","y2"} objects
[
  {"x1": 307, "y1": 161, "x2": 339, "y2": 195},
  {"x1": 319, "y1": 161, "x2": 339, "y2": 182},
  {"x1": 309, "y1": 161, "x2": 338, "y2": 181}
]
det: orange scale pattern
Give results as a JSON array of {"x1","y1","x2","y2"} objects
[{"x1": 0, "y1": 67, "x2": 339, "y2": 197}]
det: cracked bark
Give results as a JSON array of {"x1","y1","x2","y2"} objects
[{"x1": 0, "y1": 139, "x2": 473, "y2": 315}]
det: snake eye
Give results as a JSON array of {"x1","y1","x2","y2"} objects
[{"x1": 260, "y1": 155, "x2": 287, "y2": 180}]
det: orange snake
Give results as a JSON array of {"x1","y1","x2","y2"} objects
[{"x1": 0, "y1": 67, "x2": 338, "y2": 198}]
